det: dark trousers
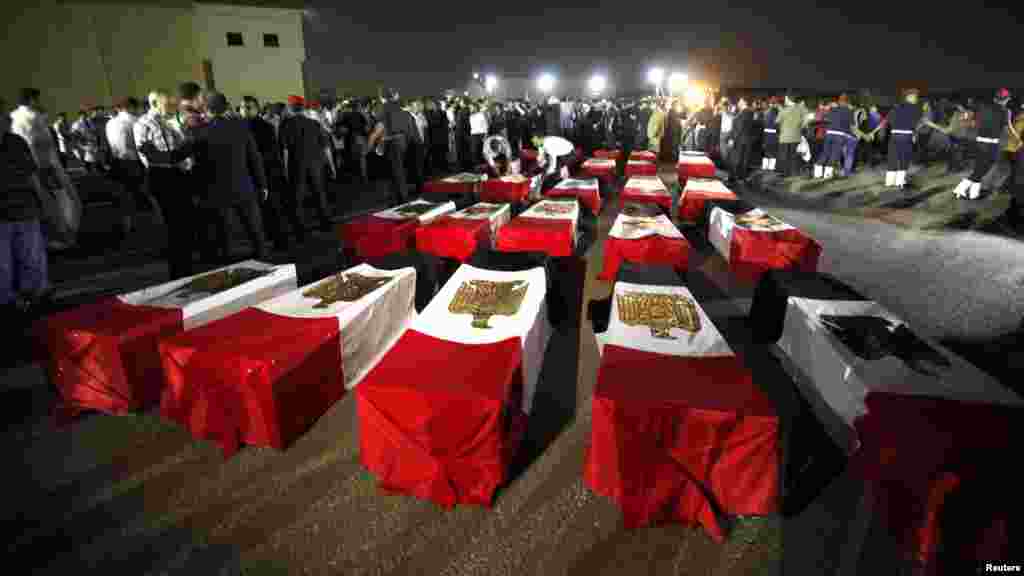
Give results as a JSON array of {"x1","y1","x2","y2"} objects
[
  {"x1": 969, "y1": 141, "x2": 1000, "y2": 183},
  {"x1": 209, "y1": 197, "x2": 266, "y2": 263},
  {"x1": 470, "y1": 134, "x2": 485, "y2": 168},
  {"x1": 112, "y1": 158, "x2": 142, "y2": 229},
  {"x1": 388, "y1": 140, "x2": 408, "y2": 205},
  {"x1": 407, "y1": 141, "x2": 425, "y2": 196},
  {"x1": 732, "y1": 140, "x2": 753, "y2": 180},
  {"x1": 262, "y1": 173, "x2": 306, "y2": 248},
  {"x1": 763, "y1": 135, "x2": 778, "y2": 159},
  {"x1": 149, "y1": 167, "x2": 195, "y2": 280},
  {"x1": 431, "y1": 144, "x2": 448, "y2": 176},
  {"x1": 778, "y1": 143, "x2": 799, "y2": 176},
  {"x1": 887, "y1": 134, "x2": 914, "y2": 171},
  {"x1": 290, "y1": 162, "x2": 331, "y2": 230},
  {"x1": 823, "y1": 134, "x2": 845, "y2": 167}
]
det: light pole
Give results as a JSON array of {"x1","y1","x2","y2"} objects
[
  {"x1": 485, "y1": 74, "x2": 498, "y2": 96},
  {"x1": 647, "y1": 67, "x2": 665, "y2": 97}
]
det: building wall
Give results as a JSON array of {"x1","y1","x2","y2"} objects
[
  {"x1": 1, "y1": 0, "x2": 304, "y2": 116},
  {"x1": 192, "y1": 3, "x2": 305, "y2": 104},
  {"x1": 3, "y1": 0, "x2": 197, "y2": 115}
]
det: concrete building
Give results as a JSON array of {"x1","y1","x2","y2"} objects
[{"x1": 3, "y1": 0, "x2": 306, "y2": 115}]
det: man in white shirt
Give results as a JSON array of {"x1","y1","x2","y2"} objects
[
  {"x1": 10, "y1": 87, "x2": 78, "y2": 250},
  {"x1": 719, "y1": 99, "x2": 736, "y2": 161},
  {"x1": 133, "y1": 90, "x2": 195, "y2": 279},
  {"x1": 469, "y1": 103, "x2": 489, "y2": 168},
  {"x1": 105, "y1": 97, "x2": 145, "y2": 241}
]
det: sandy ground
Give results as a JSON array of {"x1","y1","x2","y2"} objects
[{"x1": 7, "y1": 167, "x2": 791, "y2": 575}]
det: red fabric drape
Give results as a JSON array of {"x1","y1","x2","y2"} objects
[
  {"x1": 159, "y1": 308, "x2": 343, "y2": 458},
  {"x1": 677, "y1": 188, "x2": 737, "y2": 222},
  {"x1": 480, "y1": 179, "x2": 530, "y2": 204},
  {"x1": 630, "y1": 150, "x2": 658, "y2": 162},
  {"x1": 624, "y1": 162, "x2": 658, "y2": 178},
  {"x1": 594, "y1": 149, "x2": 623, "y2": 160},
  {"x1": 619, "y1": 189, "x2": 672, "y2": 213},
  {"x1": 415, "y1": 217, "x2": 491, "y2": 262},
  {"x1": 422, "y1": 180, "x2": 480, "y2": 196},
  {"x1": 598, "y1": 236, "x2": 691, "y2": 282},
  {"x1": 728, "y1": 228, "x2": 822, "y2": 283},
  {"x1": 850, "y1": 393, "x2": 1019, "y2": 570},
  {"x1": 545, "y1": 186, "x2": 602, "y2": 215},
  {"x1": 584, "y1": 345, "x2": 778, "y2": 541},
  {"x1": 357, "y1": 330, "x2": 526, "y2": 508},
  {"x1": 39, "y1": 297, "x2": 183, "y2": 421},
  {"x1": 338, "y1": 215, "x2": 420, "y2": 260},
  {"x1": 496, "y1": 217, "x2": 575, "y2": 257}
]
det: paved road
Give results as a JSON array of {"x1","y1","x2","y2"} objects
[{"x1": 741, "y1": 185, "x2": 1024, "y2": 389}]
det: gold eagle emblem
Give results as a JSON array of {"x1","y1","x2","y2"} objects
[
  {"x1": 173, "y1": 268, "x2": 270, "y2": 298},
  {"x1": 448, "y1": 279, "x2": 529, "y2": 329},
  {"x1": 393, "y1": 202, "x2": 441, "y2": 218},
  {"x1": 734, "y1": 212, "x2": 785, "y2": 229},
  {"x1": 302, "y1": 273, "x2": 391, "y2": 308},
  {"x1": 616, "y1": 292, "x2": 701, "y2": 339}
]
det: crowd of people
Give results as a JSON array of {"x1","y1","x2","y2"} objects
[{"x1": 3, "y1": 80, "x2": 1023, "y2": 322}]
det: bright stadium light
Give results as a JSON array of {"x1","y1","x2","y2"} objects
[
  {"x1": 684, "y1": 84, "x2": 706, "y2": 109},
  {"x1": 485, "y1": 74, "x2": 498, "y2": 94},
  {"x1": 647, "y1": 67, "x2": 665, "y2": 87},
  {"x1": 588, "y1": 74, "x2": 606, "y2": 95},
  {"x1": 668, "y1": 72, "x2": 688, "y2": 94},
  {"x1": 537, "y1": 73, "x2": 556, "y2": 94},
  {"x1": 473, "y1": 72, "x2": 480, "y2": 80}
]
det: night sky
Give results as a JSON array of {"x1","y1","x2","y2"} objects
[{"x1": 302, "y1": 0, "x2": 1020, "y2": 95}]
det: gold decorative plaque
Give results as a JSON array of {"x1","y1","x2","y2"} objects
[
  {"x1": 464, "y1": 204, "x2": 501, "y2": 217},
  {"x1": 734, "y1": 212, "x2": 785, "y2": 229},
  {"x1": 533, "y1": 202, "x2": 575, "y2": 215},
  {"x1": 393, "y1": 202, "x2": 441, "y2": 217},
  {"x1": 616, "y1": 291, "x2": 701, "y2": 339},
  {"x1": 448, "y1": 279, "x2": 529, "y2": 329},
  {"x1": 174, "y1": 268, "x2": 270, "y2": 297},
  {"x1": 621, "y1": 217, "x2": 659, "y2": 232},
  {"x1": 302, "y1": 273, "x2": 391, "y2": 308},
  {"x1": 622, "y1": 203, "x2": 659, "y2": 217}
]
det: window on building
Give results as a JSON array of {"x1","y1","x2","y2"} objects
[
  {"x1": 263, "y1": 33, "x2": 280, "y2": 47},
  {"x1": 226, "y1": 32, "x2": 244, "y2": 47}
]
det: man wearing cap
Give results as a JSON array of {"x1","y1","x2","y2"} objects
[
  {"x1": 182, "y1": 92, "x2": 268, "y2": 263},
  {"x1": 880, "y1": 89, "x2": 938, "y2": 189},
  {"x1": 279, "y1": 94, "x2": 332, "y2": 231},
  {"x1": 760, "y1": 96, "x2": 781, "y2": 172},
  {"x1": 814, "y1": 94, "x2": 851, "y2": 179},
  {"x1": 953, "y1": 89, "x2": 1013, "y2": 200}
]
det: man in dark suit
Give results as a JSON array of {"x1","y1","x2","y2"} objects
[
  {"x1": 278, "y1": 95, "x2": 332, "y2": 232},
  {"x1": 186, "y1": 92, "x2": 268, "y2": 263},
  {"x1": 242, "y1": 96, "x2": 304, "y2": 250},
  {"x1": 425, "y1": 99, "x2": 449, "y2": 176}
]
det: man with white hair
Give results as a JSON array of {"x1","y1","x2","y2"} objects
[{"x1": 133, "y1": 90, "x2": 195, "y2": 279}]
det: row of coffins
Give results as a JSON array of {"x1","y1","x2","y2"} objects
[
  {"x1": 749, "y1": 270, "x2": 1021, "y2": 570},
  {"x1": 37, "y1": 248, "x2": 565, "y2": 508}
]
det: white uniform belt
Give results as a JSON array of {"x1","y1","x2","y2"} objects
[
  {"x1": 891, "y1": 129, "x2": 913, "y2": 135},
  {"x1": 826, "y1": 130, "x2": 852, "y2": 137},
  {"x1": 763, "y1": 128, "x2": 777, "y2": 133},
  {"x1": 976, "y1": 136, "x2": 999, "y2": 144}
]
